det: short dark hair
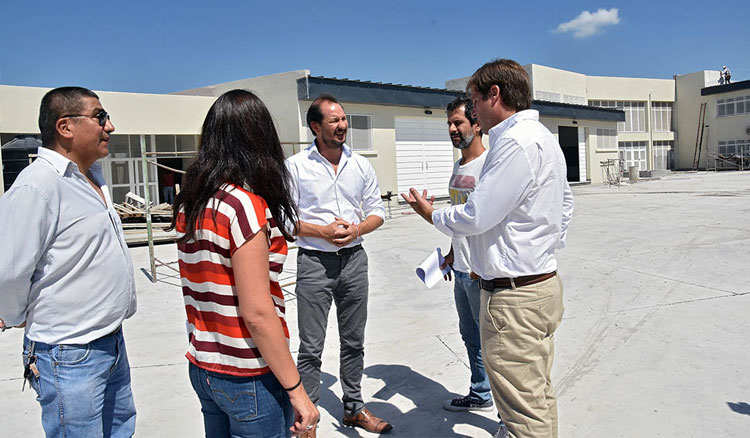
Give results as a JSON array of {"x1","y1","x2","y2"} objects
[
  {"x1": 306, "y1": 94, "x2": 341, "y2": 137},
  {"x1": 466, "y1": 59, "x2": 531, "y2": 111},
  {"x1": 446, "y1": 96, "x2": 482, "y2": 137},
  {"x1": 38, "y1": 86, "x2": 99, "y2": 147}
]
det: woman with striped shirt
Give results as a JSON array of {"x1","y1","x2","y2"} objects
[{"x1": 171, "y1": 89, "x2": 318, "y2": 437}]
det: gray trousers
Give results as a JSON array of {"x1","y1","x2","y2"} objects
[{"x1": 296, "y1": 245, "x2": 369, "y2": 416}]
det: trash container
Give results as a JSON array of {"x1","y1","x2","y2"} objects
[{"x1": 628, "y1": 166, "x2": 639, "y2": 183}]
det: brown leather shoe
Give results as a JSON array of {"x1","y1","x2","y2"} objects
[
  {"x1": 299, "y1": 425, "x2": 316, "y2": 438},
  {"x1": 342, "y1": 407, "x2": 393, "y2": 434}
]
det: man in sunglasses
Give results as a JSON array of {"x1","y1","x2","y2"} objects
[{"x1": 0, "y1": 87, "x2": 137, "y2": 437}]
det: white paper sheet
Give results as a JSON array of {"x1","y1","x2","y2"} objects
[{"x1": 416, "y1": 248, "x2": 451, "y2": 289}]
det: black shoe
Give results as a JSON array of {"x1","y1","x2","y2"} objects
[{"x1": 443, "y1": 395, "x2": 494, "y2": 412}]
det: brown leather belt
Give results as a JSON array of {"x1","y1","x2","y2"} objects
[{"x1": 479, "y1": 271, "x2": 557, "y2": 291}]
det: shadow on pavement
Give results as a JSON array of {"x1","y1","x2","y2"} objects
[
  {"x1": 727, "y1": 401, "x2": 750, "y2": 416},
  {"x1": 318, "y1": 372, "x2": 359, "y2": 437},
  {"x1": 316, "y1": 364, "x2": 499, "y2": 437}
]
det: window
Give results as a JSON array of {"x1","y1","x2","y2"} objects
[
  {"x1": 176, "y1": 135, "x2": 197, "y2": 152},
  {"x1": 718, "y1": 140, "x2": 750, "y2": 157},
  {"x1": 619, "y1": 141, "x2": 648, "y2": 172},
  {"x1": 107, "y1": 135, "x2": 151, "y2": 158},
  {"x1": 717, "y1": 96, "x2": 750, "y2": 117},
  {"x1": 651, "y1": 102, "x2": 673, "y2": 132},
  {"x1": 535, "y1": 90, "x2": 562, "y2": 103},
  {"x1": 535, "y1": 90, "x2": 586, "y2": 105},
  {"x1": 109, "y1": 135, "x2": 130, "y2": 158},
  {"x1": 596, "y1": 128, "x2": 617, "y2": 150},
  {"x1": 563, "y1": 94, "x2": 587, "y2": 105},
  {"x1": 718, "y1": 140, "x2": 735, "y2": 156},
  {"x1": 303, "y1": 111, "x2": 372, "y2": 150},
  {"x1": 156, "y1": 135, "x2": 176, "y2": 153},
  {"x1": 590, "y1": 100, "x2": 646, "y2": 133},
  {"x1": 620, "y1": 102, "x2": 646, "y2": 133},
  {"x1": 653, "y1": 140, "x2": 674, "y2": 170},
  {"x1": 127, "y1": 135, "x2": 151, "y2": 157},
  {"x1": 346, "y1": 114, "x2": 372, "y2": 150}
]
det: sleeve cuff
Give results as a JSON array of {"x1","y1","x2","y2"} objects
[{"x1": 364, "y1": 209, "x2": 386, "y2": 221}]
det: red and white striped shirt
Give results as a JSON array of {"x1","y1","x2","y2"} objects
[{"x1": 176, "y1": 184, "x2": 288, "y2": 376}]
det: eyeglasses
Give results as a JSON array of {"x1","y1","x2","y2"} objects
[{"x1": 60, "y1": 110, "x2": 111, "y2": 127}]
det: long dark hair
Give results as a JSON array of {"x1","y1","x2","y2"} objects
[{"x1": 171, "y1": 89, "x2": 297, "y2": 242}]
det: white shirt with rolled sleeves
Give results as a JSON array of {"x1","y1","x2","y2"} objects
[
  {"x1": 285, "y1": 142, "x2": 386, "y2": 252},
  {"x1": 432, "y1": 110, "x2": 574, "y2": 280},
  {"x1": 0, "y1": 147, "x2": 136, "y2": 344}
]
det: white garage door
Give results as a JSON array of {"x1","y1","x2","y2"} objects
[{"x1": 395, "y1": 117, "x2": 454, "y2": 199}]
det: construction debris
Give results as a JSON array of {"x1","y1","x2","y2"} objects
[
  {"x1": 114, "y1": 192, "x2": 173, "y2": 221},
  {"x1": 715, "y1": 153, "x2": 749, "y2": 170},
  {"x1": 121, "y1": 222, "x2": 176, "y2": 246}
]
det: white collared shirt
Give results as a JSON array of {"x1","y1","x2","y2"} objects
[
  {"x1": 432, "y1": 110, "x2": 574, "y2": 279},
  {"x1": 0, "y1": 147, "x2": 137, "y2": 344},
  {"x1": 285, "y1": 142, "x2": 386, "y2": 252}
]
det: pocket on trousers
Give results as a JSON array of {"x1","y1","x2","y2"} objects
[
  {"x1": 483, "y1": 292, "x2": 506, "y2": 332},
  {"x1": 296, "y1": 253, "x2": 314, "y2": 281},
  {"x1": 207, "y1": 373, "x2": 259, "y2": 422},
  {"x1": 52, "y1": 343, "x2": 91, "y2": 365}
]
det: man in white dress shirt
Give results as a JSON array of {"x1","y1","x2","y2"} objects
[
  {"x1": 402, "y1": 59, "x2": 573, "y2": 438},
  {"x1": 0, "y1": 87, "x2": 137, "y2": 437},
  {"x1": 286, "y1": 94, "x2": 391, "y2": 437}
]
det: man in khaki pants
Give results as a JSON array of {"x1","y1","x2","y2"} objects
[{"x1": 402, "y1": 59, "x2": 573, "y2": 438}]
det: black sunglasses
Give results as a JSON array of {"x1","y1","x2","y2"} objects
[{"x1": 60, "y1": 109, "x2": 111, "y2": 127}]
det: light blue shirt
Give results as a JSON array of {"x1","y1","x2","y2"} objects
[
  {"x1": 0, "y1": 147, "x2": 136, "y2": 344},
  {"x1": 285, "y1": 142, "x2": 386, "y2": 252}
]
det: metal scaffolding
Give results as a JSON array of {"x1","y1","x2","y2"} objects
[
  {"x1": 137, "y1": 138, "x2": 308, "y2": 283},
  {"x1": 600, "y1": 158, "x2": 623, "y2": 187}
]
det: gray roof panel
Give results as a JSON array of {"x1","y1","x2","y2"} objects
[
  {"x1": 701, "y1": 79, "x2": 750, "y2": 96},
  {"x1": 298, "y1": 76, "x2": 624, "y2": 121}
]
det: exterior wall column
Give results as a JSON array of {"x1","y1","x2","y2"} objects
[
  {"x1": 0, "y1": 146, "x2": 5, "y2": 196},
  {"x1": 647, "y1": 92, "x2": 654, "y2": 170}
]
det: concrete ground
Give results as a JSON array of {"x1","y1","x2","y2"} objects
[{"x1": 2, "y1": 171, "x2": 750, "y2": 437}]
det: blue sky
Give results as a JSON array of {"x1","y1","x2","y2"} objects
[{"x1": 1, "y1": 1, "x2": 747, "y2": 93}]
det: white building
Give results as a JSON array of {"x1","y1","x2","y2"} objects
[
  {"x1": 1, "y1": 70, "x2": 622, "y2": 199},
  {"x1": 675, "y1": 72, "x2": 750, "y2": 170},
  {"x1": 0, "y1": 85, "x2": 216, "y2": 200},
  {"x1": 448, "y1": 64, "x2": 750, "y2": 177}
]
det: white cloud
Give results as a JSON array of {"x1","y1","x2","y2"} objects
[{"x1": 555, "y1": 8, "x2": 620, "y2": 38}]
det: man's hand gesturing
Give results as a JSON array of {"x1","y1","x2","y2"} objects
[{"x1": 400, "y1": 188, "x2": 435, "y2": 224}]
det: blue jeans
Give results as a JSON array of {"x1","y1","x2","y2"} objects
[
  {"x1": 453, "y1": 270, "x2": 492, "y2": 403},
  {"x1": 188, "y1": 362, "x2": 294, "y2": 438},
  {"x1": 22, "y1": 328, "x2": 136, "y2": 437},
  {"x1": 162, "y1": 186, "x2": 174, "y2": 204}
]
